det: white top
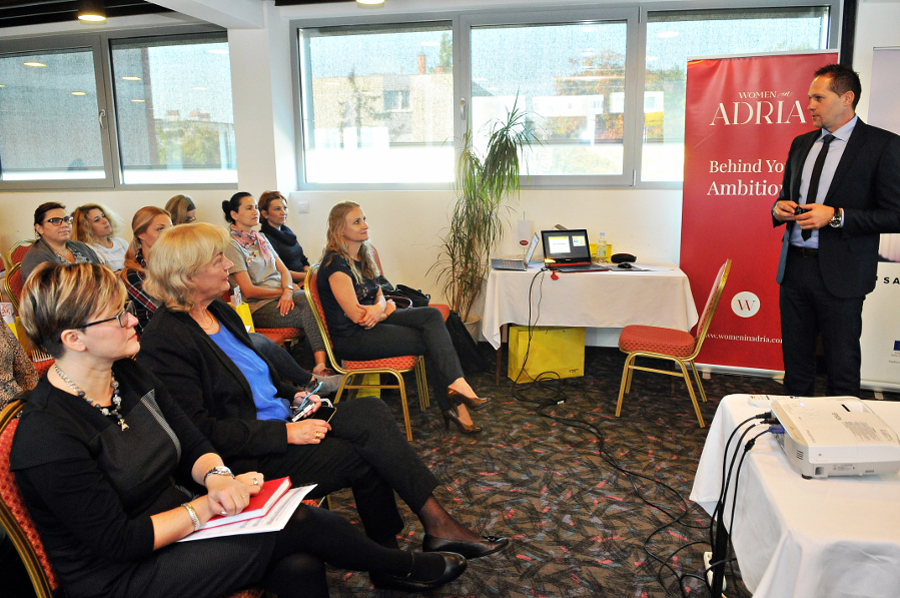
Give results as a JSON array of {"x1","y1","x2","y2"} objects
[{"x1": 90, "y1": 237, "x2": 129, "y2": 271}]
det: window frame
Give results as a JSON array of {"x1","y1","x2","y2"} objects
[
  {"x1": 290, "y1": 0, "x2": 840, "y2": 191},
  {"x1": 0, "y1": 25, "x2": 236, "y2": 192}
]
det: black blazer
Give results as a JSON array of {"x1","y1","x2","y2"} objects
[
  {"x1": 137, "y1": 300, "x2": 297, "y2": 473},
  {"x1": 773, "y1": 119, "x2": 900, "y2": 298}
]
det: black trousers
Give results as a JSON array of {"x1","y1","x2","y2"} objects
[
  {"x1": 258, "y1": 397, "x2": 439, "y2": 543},
  {"x1": 333, "y1": 306, "x2": 465, "y2": 411},
  {"x1": 779, "y1": 249, "x2": 865, "y2": 396}
]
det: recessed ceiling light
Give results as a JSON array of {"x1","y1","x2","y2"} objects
[
  {"x1": 131, "y1": 99, "x2": 145, "y2": 103},
  {"x1": 122, "y1": 76, "x2": 141, "y2": 81},
  {"x1": 71, "y1": 91, "x2": 86, "y2": 96},
  {"x1": 24, "y1": 62, "x2": 47, "y2": 67},
  {"x1": 657, "y1": 31, "x2": 680, "y2": 39},
  {"x1": 193, "y1": 86, "x2": 208, "y2": 90},
  {"x1": 357, "y1": 0, "x2": 385, "y2": 5},
  {"x1": 77, "y1": 0, "x2": 106, "y2": 22},
  {"x1": 209, "y1": 49, "x2": 230, "y2": 55}
]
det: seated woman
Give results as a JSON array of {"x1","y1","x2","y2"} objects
[
  {"x1": 0, "y1": 322, "x2": 38, "y2": 410},
  {"x1": 222, "y1": 192, "x2": 329, "y2": 376},
  {"x1": 259, "y1": 190, "x2": 310, "y2": 283},
  {"x1": 120, "y1": 207, "x2": 334, "y2": 391},
  {"x1": 318, "y1": 201, "x2": 489, "y2": 434},
  {"x1": 72, "y1": 203, "x2": 130, "y2": 271},
  {"x1": 11, "y1": 262, "x2": 466, "y2": 597},
  {"x1": 21, "y1": 202, "x2": 101, "y2": 281},
  {"x1": 165, "y1": 194, "x2": 197, "y2": 225},
  {"x1": 137, "y1": 223, "x2": 508, "y2": 561}
]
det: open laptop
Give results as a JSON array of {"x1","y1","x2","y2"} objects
[
  {"x1": 541, "y1": 229, "x2": 608, "y2": 272},
  {"x1": 491, "y1": 233, "x2": 541, "y2": 271}
]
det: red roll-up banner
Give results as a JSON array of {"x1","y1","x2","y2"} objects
[{"x1": 680, "y1": 52, "x2": 837, "y2": 371}]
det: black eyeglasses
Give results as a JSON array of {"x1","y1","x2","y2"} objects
[
  {"x1": 45, "y1": 216, "x2": 74, "y2": 225},
  {"x1": 82, "y1": 302, "x2": 135, "y2": 329}
]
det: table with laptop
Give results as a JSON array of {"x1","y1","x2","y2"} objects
[{"x1": 483, "y1": 228, "x2": 699, "y2": 383}]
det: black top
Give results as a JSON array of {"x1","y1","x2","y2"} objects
[
  {"x1": 260, "y1": 220, "x2": 310, "y2": 273},
  {"x1": 317, "y1": 250, "x2": 380, "y2": 338},
  {"x1": 10, "y1": 359, "x2": 213, "y2": 597},
  {"x1": 137, "y1": 301, "x2": 296, "y2": 474}
]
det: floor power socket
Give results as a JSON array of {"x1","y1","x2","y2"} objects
[{"x1": 703, "y1": 551, "x2": 727, "y2": 597}]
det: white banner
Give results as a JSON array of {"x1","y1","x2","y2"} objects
[{"x1": 860, "y1": 47, "x2": 900, "y2": 390}]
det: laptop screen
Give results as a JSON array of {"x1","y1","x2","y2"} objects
[{"x1": 541, "y1": 229, "x2": 592, "y2": 265}]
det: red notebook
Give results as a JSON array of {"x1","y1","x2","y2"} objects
[{"x1": 198, "y1": 476, "x2": 292, "y2": 530}]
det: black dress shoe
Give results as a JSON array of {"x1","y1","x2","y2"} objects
[
  {"x1": 422, "y1": 534, "x2": 510, "y2": 559},
  {"x1": 448, "y1": 389, "x2": 491, "y2": 411},
  {"x1": 370, "y1": 552, "x2": 467, "y2": 592}
]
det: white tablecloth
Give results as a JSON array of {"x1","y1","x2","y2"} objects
[
  {"x1": 690, "y1": 394, "x2": 900, "y2": 598},
  {"x1": 481, "y1": 264, "x2": 700, "y2": 349}
]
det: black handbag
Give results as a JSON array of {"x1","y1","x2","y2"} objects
[{"x1": 392, "y1": 284, "x2": 431, "y2": 308}]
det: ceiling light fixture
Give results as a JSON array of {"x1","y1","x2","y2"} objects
[
  {"x1": 72, "y1": 91, "x2": 86, "y2": 96},
  {"x1": 122, "y1": 76, "x2": 141, "y2": 81},
  {"x1": 77, "y1": 0, "x2": 107, "y2": 22},
  {"x1": 356, "y1": 0, "x2": 385, "y2": 5},
  {"x1": 24, "y1": 62, "x2": 47, "y2": 67}
]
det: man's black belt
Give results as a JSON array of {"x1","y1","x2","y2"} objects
[{"x1": 788, "y1": 245, "x2": 818, "y2": 258}]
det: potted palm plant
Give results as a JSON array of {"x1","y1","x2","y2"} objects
[{"x1": 433, "y1": 99, "x2": 535, "y2": 324}]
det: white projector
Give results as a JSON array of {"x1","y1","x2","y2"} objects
[{"x1": 771, "y1": 397, "x2": 900, "y2": 479}]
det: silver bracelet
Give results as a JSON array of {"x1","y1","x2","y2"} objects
[{"x1": 182, "y1": 502, "x2": 201, "y2": 531}]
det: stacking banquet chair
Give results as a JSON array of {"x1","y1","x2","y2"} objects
[
  {"x1": 3, "y1": 262, "x2": 24, "y2": 313},
  {"x1": 615, "y1": 259, "x2": 732, "y2": 428},
  {"x1": 221, "y1": 290, "x2": 301, "y2": 349},
  {"x1": 1, "y1": 399, "x2": 266, "y2": 598},
  {"x1": 4, "y1": 239, "x2": 34, "y2": 272},
  {"x1": 304, "y1": 265, "x2": 429, "y2": 442}
]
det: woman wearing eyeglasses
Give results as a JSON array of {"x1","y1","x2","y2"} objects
[
  {"x1": 165, "y1": 194, "x2": 197, "y2": 225},
  {"x1": 21, "y1": 202, "x2": 101, "y2": 282},
  {"x1": 11, "y1": 262, "x2": 467, "y2": 598}
]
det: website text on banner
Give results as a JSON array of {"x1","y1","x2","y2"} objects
[{"x1": 680, "y1": 52, "x2": 837, "y2": 371}]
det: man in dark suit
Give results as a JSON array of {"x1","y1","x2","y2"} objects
[{"x1": 772, "y1": 64, "x2": 900, "y2": 397}]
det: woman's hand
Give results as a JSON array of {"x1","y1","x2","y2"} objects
[
  {"x1": 277, "y1": 288, "x2": 295, "y2": 316},
  {"x1": 235, "y1": 471, "x2": 265, "y2": 493},
  {"x1": 383, "y1": 299, "x2": 397, "y2": 319},
  {"x1": 292, "y1": 391, "x2": 322, "y2": 414},
  {"x1": 286, "y1": 418, "x2": 332, "y2": 445},
  {"x1": 357, "y1": 303, "x2": 383, "y2": 329},
  {"x1": 203, "y1": 474, "x2": 253, "y2": 517}
]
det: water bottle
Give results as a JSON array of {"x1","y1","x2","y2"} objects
[{"x1": 596, "y1": 233, "x2": 608, "y2": 263}]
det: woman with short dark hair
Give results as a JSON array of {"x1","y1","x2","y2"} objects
[
  {"x1": 20, "y1": 202, "x2": 100, "y2": 281},
  {"x1": 258, "y1": 190, "x2": 310, "y2": 283}
]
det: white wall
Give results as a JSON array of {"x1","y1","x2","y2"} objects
[{"x1": 3, "y1": 0, "x2": 898, "y2": 310}]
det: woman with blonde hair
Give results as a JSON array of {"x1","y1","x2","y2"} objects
[
  {"x1": 71, "y1": 203, "x2": 129, "y2": 271},
  {"x1": 317, "y1": 201, "x2": 489, "y2": 434},
  {"x1": 138, "y1": 223, "x2": 508, "y2": 565},
  {"x1": 11, "y1": 261, "x2": 466, "y2": 597},
  {"x1": 164, "y1": 194, "x2": 197, "y2": 225}
]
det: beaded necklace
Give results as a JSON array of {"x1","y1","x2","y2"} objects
[{"x1": 54, "y1": 364, "x2": 129, "y2": 431}]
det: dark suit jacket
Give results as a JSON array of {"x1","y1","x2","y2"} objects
[
  {"x1": 773, "y1": 119, "x2": 900, "y2": 298},
  {"x1": 136, "y1": 300, "x2": 298, "y2": 473}
]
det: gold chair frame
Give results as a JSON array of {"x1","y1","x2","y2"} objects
[{"x1": 616, "y1": 259, "x2": 732, "y2": 428}]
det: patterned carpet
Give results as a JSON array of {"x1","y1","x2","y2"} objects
[{"x1": 322, "y1": 345, "x2": 898, "y2": 598}]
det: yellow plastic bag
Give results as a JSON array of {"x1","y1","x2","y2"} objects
[
  {"x1": 508, "y1": 326, "x2": 584, "y2": 383},
  {"x1": 229, "y1": 302, "x2": 255, "y2": 333}
]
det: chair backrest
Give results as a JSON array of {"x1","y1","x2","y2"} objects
[
  {"x1": 303, "y1": 266, "x2": 344, "y2": 371},
  {"x1": 0, "y1": 399, "x2": 59, "y2": 598},
  {"x1": 4, "y1": 262, "x2": 24, "y2": 313},
  {"x1": 6, "y1": 239, "x2": 34, "y2": 271},
  {"x1": 690, "y1": 259, "x2": 732, "y2": 358}
]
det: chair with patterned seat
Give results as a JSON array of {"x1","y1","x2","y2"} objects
[
  {"x1": 3, "y1": 263, "x2": 24, "y2": 313},
  {"x1": 304, "y1": 265, "x2": 429, "y2": 442},
  {"x1": 4, "y1": 239, "x2": 34, "y2": 272},
  {"x1": 1, "y1": 399, "x2": 267, "y2": 598},
  {"x1": 615, "y1": 259, "x2": 731, "y2": 428}
]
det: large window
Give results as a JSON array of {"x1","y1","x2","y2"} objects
[
  {"x1": 642, "y1": 7, "x2": 830, "y2": 182},
  {"x1": 293, "y1": 2, "x2": 836, "y2": 190},
  {"x1": 0, "y1": 29, "x2": 235, "y2": 190},
  {"x1": 298, "y1": 24, "x2": 455, "y2": 184},
  {"x1": 0, "y1": 47, "x2": 106, "y2": 181}
]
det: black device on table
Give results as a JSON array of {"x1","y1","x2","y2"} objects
[{"x1": 540, "y1": 229, "x2": 608, "y2": 272}]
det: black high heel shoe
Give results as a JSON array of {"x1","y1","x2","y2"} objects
[
  {"x1": 422, "y1": 534, "x2": 510, "y2": 559},
  {"x1": 441, "y1": 408, "x2": 482, "y2": 434},
  {"x1": 370, "y1": 552, "x2": 467, "y2": 591},
  {"x1": 448, "y1": 388, "x2": 491, "y2": 411}
]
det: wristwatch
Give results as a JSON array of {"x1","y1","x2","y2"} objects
[
  {"x1": 829, "y1": 207, "x2": 843, "y2": 228},
  {"x1": 203, "y1": 466, "x2": 234, "y2": 483},
  {"x1": 283, "y1": 283, "x2": 295, "y2": 291}
]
